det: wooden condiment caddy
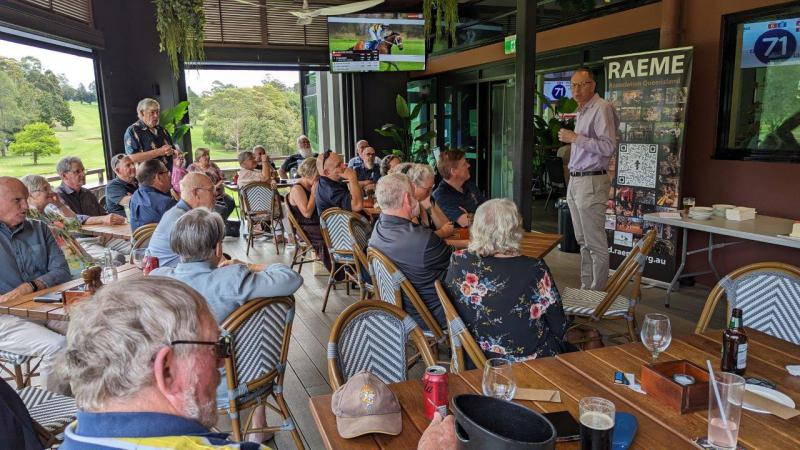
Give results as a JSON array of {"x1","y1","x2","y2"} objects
[
  {"x1": 63, "y1": 266, "x2": 102, "y2": 308},
  {"x1": 640, "y1": 360, "x2": 709, "y2": 413}
]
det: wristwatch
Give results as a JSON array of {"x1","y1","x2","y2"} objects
[{"x1": 28, "y1": 281, "x2": 38, "y2": 292}]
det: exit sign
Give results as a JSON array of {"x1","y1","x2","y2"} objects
[{"x1": 504, "y1": 35, "x2": 516, "y2": 54}]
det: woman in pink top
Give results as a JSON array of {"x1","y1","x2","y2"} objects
[{"x1": 171, "y1": 151, "x2": 188, "y2": 194}]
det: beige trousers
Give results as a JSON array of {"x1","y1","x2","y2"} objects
[{"x1": 566, "y1": 174, "x2": 611, "y2": 290}]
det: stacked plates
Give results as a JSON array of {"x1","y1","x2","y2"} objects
[
  {"x1": 688, "y1": 206, "x2": 713, "y2": 220},
  {"x1": 712, "y1": 204, "x2": 735, "y2": 217}
]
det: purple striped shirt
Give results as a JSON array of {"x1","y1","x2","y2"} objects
[{"x1": 568, "y1": 93, "x2": 619, "y2": 172}]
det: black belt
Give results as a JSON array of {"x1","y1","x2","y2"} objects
[{"x1": 569, "y1": 170, "x2": 607, "y2": 177}]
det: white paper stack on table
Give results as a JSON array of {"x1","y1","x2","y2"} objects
[{"x1": 725, "y1": 207, "x2": 756, "y2": 221}]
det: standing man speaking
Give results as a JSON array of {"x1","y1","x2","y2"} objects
[{"x1": 558, "y1": 68, "x2": 619, "y2": 290}]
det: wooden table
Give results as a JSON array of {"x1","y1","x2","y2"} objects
[
  {"x1": 310, "y1": 329, "x2": 800, "y2": 449},
  {"x1": 0, "y1": 264, "x2": 142, "y2": 321},
  {"x1": 80, "y1": 223, "x2": 133, "y2": 241},
  {"x1": 520, "y1": 231, "x2": 563, "y2": 260}
]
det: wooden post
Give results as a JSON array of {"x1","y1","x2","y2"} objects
[{"x1": 513, "y1": 0, "x2": 536, "y2": 230}]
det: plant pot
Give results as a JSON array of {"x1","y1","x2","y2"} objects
[{"x1": 451, "y1": 394, "x2": 556, "y2": 450}]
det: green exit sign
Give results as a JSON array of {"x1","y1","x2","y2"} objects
[{"x1": 504, "y1": 35, "x2": 516, "y2": 54}]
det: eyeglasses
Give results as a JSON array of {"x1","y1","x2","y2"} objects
[
  {"x1": 171, "y1": 334, "x2": 232, "y2": 359},
  {"x1": 572, "y1": 81, "x2": 594, "y2": 89},
  {"x1": 194, "y1": 186, "x2": 215, "y2": 193},
  {"x1": 322, "y1": 149, "x2": 333, "y2": 164}
]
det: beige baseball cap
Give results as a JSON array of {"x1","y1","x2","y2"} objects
[{"x1": 331, "y1": 371, "x2": 402, "y2": 438}]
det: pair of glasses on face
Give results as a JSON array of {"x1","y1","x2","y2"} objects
[
  {"x1": 322, "y1": 149, "x2": 333, "y2": 164},
  {"x1": 572, "y1": 81, "x2": 594, "y2": 89},
  {"x1": 171, "y1": 334, "x2": 232, "y2": 359}
]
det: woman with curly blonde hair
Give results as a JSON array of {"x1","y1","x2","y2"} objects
[{"x1": 444, "y1": 198, "x2": 568, "y2": 362}]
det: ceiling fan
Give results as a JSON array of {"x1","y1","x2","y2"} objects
[{"x1": 289, "y1": 0, "x2": 385, "y2": 25}]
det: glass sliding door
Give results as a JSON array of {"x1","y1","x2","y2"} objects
[{"x1": 489, "y1": 79, "x2": 515, "y2": 199}]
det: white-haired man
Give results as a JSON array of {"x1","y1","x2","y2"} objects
[
  {"x1": 368, "y1": 173, "x2": 450, "y2": 330},
  {"x1": 278, "y1": 135, "x2": 316, "y2": 179},
  {"x1": 123, "y1": 97, "x2": 177, "y2": 171}
]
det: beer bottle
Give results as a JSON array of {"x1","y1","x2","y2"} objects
[{"x1": 720, "y1": 308, "x2": 747, "y2": 375}]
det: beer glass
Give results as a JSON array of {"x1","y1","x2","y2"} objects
[
  {"x1": 707, "y1": 372, "x2": 745, "y2": 450},
  {"x1": 579, "y1": 397, "x2": 615, "y2": 450},
  {"x1": 481, "y1": 358, "x2": 516, "y2": 401},
  {"x1": 682, "y1": 196, "x2": 695, "y2": 214}
]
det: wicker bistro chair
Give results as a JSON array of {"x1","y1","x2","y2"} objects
[
  {"x1": 15, "y1": 384, "x2": 78, "y2": 447},
  {"x1": 695, "y1": 262, "x2": 800, "y2": 344},
  {"x1": 327, "y1": 301, "x2": 436, "y2": 390},
  {"x1": 285, "y1": 206, "x2": 320, "y2": 273},
  {"x1": 319, "y1": 208, "x2": 371, "y2": 311},
  {"x1": 240, "y1": 182, "x2": 285, "y2": 256},
  {"x1": 217, "y1": 296, "x2": 304, "y2": 448},
  {"x1": 561, "y1": 229, "x2": 657, "y2": 343},
  {"x1": 348, "y1": 216, "x2": 375, "y2": 300},
  {"x1": 129, "y1": 223, "x2": 157, "y2": 264},
  {"x1": 0, "y1": 351, "x2": 39, "y2": 388},
  {"x1": 434, "y1": 280, "x2": 487, "y2": 373}
]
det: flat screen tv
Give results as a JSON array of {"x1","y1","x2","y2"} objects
[{"x1": 328, "y1": 13, "x2": 426, "y2": 73}]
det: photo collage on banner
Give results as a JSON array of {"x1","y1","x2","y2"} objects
[{"x1": 603, "y1": 47, "x2": 694, "y2": 283}]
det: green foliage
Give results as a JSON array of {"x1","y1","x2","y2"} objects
[
  {"x1": 55, "y1": 101, "x2": 75, "y2": 130},
  {"x1": 10, "y1": 122, "x2": 60, "y2": 165},
  {"x1": 424, "y1": 0, "x2": 459, "y2": 45},
  {"x1": 374, "y1": 94, "x2": 436, "y2": 163},
  {"x1": 533, "y1": 91, "x2": 577, "y2": 169},
  {"x1": 154, "y1": 0, "x2": 205, "y2": 79},
  {"x1": 159, "y1": 100, "x2": 191, "y2": 142}
]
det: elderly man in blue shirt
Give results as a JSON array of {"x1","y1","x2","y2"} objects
[
  {"x1": 151, "y1": 207, "x2": 302, "y2": 443},
  {"x1": 104, "y1": 154, "x2": 138, "y2": 218},
  {"x1": 147, "y1": 172, "x2": 216, "y2": 268},
  {"x1": 129, "y1": 159, "x2": 177, "y2": 231},
  {"x1": 0, "y1": 177, "x2": 71, "y2": 389}
]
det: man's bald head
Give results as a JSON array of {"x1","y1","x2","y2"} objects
[
  {"x1": 317, "y1": 151, "x2": 344, "y2": 179},
  {"x1": 0, "y1": 177, "x2": 30, "y2": 228},
  {"x1": 179, "y1": 172, "x2": 216, "y2": 209}
]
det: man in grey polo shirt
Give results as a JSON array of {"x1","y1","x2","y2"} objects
[{"x1": 558, "y1": 68, "x2": 619, "y2": 290}]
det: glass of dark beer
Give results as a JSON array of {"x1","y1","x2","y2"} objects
[{"x1": 579, "y1": 397, "x2": 615, "y2": 450}]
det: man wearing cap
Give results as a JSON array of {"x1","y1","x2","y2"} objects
[{"x1": 104, "y1": 154, "x2": 138, "y2": 218}]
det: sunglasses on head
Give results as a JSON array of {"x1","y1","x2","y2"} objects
[{"x1": 171, "y1": 334, "x2": 232, "y2": 359}]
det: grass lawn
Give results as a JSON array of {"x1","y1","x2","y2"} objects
[{"x1": 0, "y1": 101, "x2": 106, "y2": 184}]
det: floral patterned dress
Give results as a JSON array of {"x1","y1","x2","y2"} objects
[
  {"x1": 444, "y1": 250, "x2": 568, "y2": 362},
  {"x1": 26, "y1": 207, "x2": 93, "y2": 276}
]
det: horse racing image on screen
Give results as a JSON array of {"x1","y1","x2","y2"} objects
[{"x1": 328, "y1": 13, "x2": 426, "y2": 73}]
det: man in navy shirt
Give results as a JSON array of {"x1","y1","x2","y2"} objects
[
  {"x1": 104, "y1": 154, "x2": 138, "y2": 218},
  {"x1": 432, "y1": 149, "x2": 485, "y2": 228},
  {"x1": 352, "y1": 146, "x2": 381, "y2": 187},
  {"x1": 129, "y1": 159, "x2": 177, "y2": 231},
  {"x1": 315, "y1": 150, "x2": 364, "y2": 216}
]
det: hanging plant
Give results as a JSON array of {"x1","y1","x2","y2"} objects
[
  {"x1": 424, "y1": 0, "x2": 459, "y2": 45},
  {"x1": 153, "y1": 0, "x2": 206, "y2": 79}
]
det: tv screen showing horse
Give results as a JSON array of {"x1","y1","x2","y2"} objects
[{"x1": 328, "y1": 13, "x2": 426, "y2": 72}]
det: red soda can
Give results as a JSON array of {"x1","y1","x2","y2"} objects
[
  {"x1": 422, "y1": 365, "x2": 448, "y2": 420},
  {"x1": 142, "y1": 255, "x2": 159, "y2": 275}
]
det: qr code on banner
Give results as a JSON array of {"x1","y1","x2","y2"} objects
[{"x1": 616, "y1": 144, "x2": 658, "y2": 188}]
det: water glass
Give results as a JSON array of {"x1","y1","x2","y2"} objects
[
  {"x1": 100, "y1": 265, "x2": 118, "y2": 284},
  {"x1": 707, "y1": 372, "x2": 745, "y2": 450},
  {"x1": 682, "y1": 196, "x2": 695, "y2": 214},
  {"x1": 131, "y1": 248, "x2": 148, "y2": 269},
  {"x1": 640, "y1": 313, "x2": 672, "y2": 363},
  {"x1": 579, "y1": 397, "x2": 615, "y2": 450},
  {"x1": 481, "y1": 358, "x2": 516, "y2": 401},
  {"x1": 290, "y1": 167, "x2": 298, "y2": 179}
]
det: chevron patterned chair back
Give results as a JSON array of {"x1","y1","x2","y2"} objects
[
  {"x1": 14, "y1": 383, "x2": 77, "y2": 447},
  {"x1": 327, "y1": 301, "x2": 436, "y2": 389},
  {"x1": 347, "y1": 216, "x2": 374, "y2": 300},
  {"x1": 319, "y1": 208, "x2": 370, "y2": 311},
  {"x1": 218, "y1": 296, "x2": 304, "y2": 448},
  {"x1": 434, "y1": 280, "x2": 487, "y2": 373},
  {"x1": 695, "y1": 262, "x2": 800, "y2": 345},
  {"x1": 561, "y1": 229, "x2": 657, "y2": 343},
  {"x1": 285, "y1": 206, "x2": 320, "y2": 273},
  {"x1": 240, "y1": 182, "x2": 284, "y2": 255},
  {"x1": 0, "y1": 350, "x2": 39, "y2": 388}
]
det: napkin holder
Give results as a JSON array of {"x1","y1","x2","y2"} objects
[{"x1": 640, "y1": 360, "x2": 709, "y2": 413}]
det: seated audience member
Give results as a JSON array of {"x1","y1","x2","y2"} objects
[
  {"x1": 347, "y1": 139, "x2": 370, "y2": 168},
  {"x1": 368, "y1": 173, "x2": 450, "y2": 329},
  {"x1": 444, "y1": 199, "x2": 568, "y2": 361},
  {"x1": 287, "y1": 157, "x2": 334, "y2": 273},
  {"x1": 58, "y1": 277, "x2": 452, "y2": 450},
  {"x1": 279, "y1": 135, "x2": 315, "y2": 179},
  {"x1": 252, "y1": 145, "x2": 277, "y2": 172},
  {"x1": 129, "y1": 159, "x2": 177, "y2": 231},
  {"x1": 147, "y1": 172, "x2": 215, "y2": 268},
  {"x1": 351, "y1": 145, "x2": 381, "y2": 187},
  {"x1": 406, "y1": 164, "x2": 455, "y2": 240},
  {"x1": 188, "y1": 147, "x2": 236, "y2": 220},
  {"x1": 237, "y1": 150, "x2": 273, "y2": 187},
  {"x1": 0, "y1": 177, "x2": 70, "y2": 390},
  {"x1": 171, "y1": 150, "x2": 188, "y2": 195},
  {"x1": 432, "y1": 149, "x2": 486, "y2": 227},
  {"x1": 0, "y1": 377, "x2": 42, "y2": 449},
  {"x1": 22, "y1": 175, "x2": 96, "y2": 275},
  {"x1": 380, "y1": 154, "x2": 402, "y2": 176},
  {"x1": 315, "y1": 150, "x2": 363, "y2": 215},
  {"x1": 104, "y1": 154, "x2": 138, "y2": 218}
]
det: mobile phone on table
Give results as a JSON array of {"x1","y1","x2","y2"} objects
[
  {"x1": 543, "y1": 411, "x2": 581, "y2": 442},
  {"x1": 33, "y1": 291, "x2": 62, "y2": 303}
]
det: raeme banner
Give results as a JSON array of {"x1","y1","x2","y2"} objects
[{"x1": 603, "y1": 47, "x2": 693, "y2": 283}]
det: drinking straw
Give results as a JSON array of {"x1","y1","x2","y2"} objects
[{"x1": 706, "y1": 360, "x2": 736, "y2": 445}]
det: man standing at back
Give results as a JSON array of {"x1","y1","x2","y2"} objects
[
  {"x1": 315, "y1": 150, "x2": 363, "y2": 215},
  {"x1": 558, "y1": 68, "x2": 619, "y2": 290}
]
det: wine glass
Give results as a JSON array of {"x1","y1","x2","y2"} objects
[
  {"x1": 482, "y1": 358, "x2": 516, "y2": 401},
  {"x1": 640, "y1": 313, "x2": 672, "y2": 363}
]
